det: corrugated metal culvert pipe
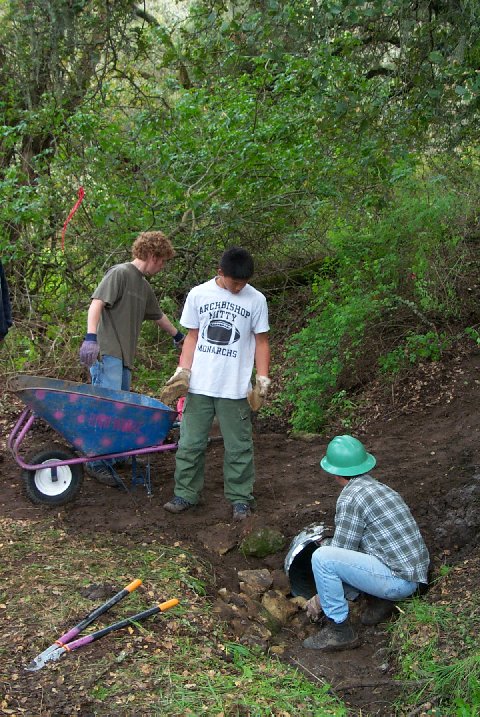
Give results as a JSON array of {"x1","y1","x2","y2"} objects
[{"x1": 284, "y1": 523, "x2": 333, "y2": 599}]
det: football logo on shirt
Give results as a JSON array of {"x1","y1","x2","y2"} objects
[{"x1": 202, "y1": 319, "x2": 240, "y2": 345}]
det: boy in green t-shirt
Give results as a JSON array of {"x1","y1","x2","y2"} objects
[
  {"x1": 80, "y1": 231, "x2": 183, "y2": 387},
  {"x1": 79, "y1": 231, "x2": 183, "y2": 484}
]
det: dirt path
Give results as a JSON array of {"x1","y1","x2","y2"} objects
[{"x1": 1, "y1": 347, "x2": 478, "y2": 715}]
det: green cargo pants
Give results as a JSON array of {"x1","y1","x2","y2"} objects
[{"x1": 173, "y1": 392, "x2": 254, "y2": 505}]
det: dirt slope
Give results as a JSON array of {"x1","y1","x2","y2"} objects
[{"x1": 1, "y1": 343, "x2": 478, "y2": 715}]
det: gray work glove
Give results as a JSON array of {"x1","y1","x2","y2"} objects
[
  {"x1": 305, "y1": 594, "x2": 323, "y2": 622},
  {"x1": 79, "y1": 333, "x2": 100, "y2": 367},
  {"x1": 247, "y1": 375, "x2": 271, "y2": 411},
  {"x1": 160, "y1": 367, "x2": 191, "y2": 405}
]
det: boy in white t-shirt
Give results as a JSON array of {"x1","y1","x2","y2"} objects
[{"x1": 160, "y1": 247, "x2": 270, "y2": 521}]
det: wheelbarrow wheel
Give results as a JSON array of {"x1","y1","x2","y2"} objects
[{"x1": 23, "y1": 445, "x2": 84, "y2": 506}]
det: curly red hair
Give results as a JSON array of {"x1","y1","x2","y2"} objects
[{"x1": 132, "y1": 232, "x2": 175, "y2": 261}]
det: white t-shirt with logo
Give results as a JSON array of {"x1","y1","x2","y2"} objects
[{"x1": 180, "y1": 278, "x2": 269, "y2": 399}]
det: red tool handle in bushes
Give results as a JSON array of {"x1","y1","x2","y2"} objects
[{"x1": 61, "y1": 186, "x2": 85, "y2": 250}]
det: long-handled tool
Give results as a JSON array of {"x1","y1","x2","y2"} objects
[
  {"x1": 26, "y1": 578, "x2": 142, "y2": 671},
  {"x1": 39, "y1": 598, "x2": 179, "y2": 667}
]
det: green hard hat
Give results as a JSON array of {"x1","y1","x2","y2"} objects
[{"x1": 320, "y1": 435, "x2": 376, "y2": 477}]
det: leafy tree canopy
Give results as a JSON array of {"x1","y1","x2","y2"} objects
[{"x1": 0, "y1": 0, "x2": 478, "y2": 427}]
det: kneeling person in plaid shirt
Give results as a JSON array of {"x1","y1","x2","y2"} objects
[{"x1": 303, "y1": 434, "x2": 429, "y2": 652}]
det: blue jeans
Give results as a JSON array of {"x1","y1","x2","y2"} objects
[
  {"x1": 88, "y1": 355, "x2": 131, "y2": 470},
  {"x1": 312, "y1": 545, "x2": 418, "y2": 624},
  {"x1": 90, "y1": 355, "x2": 131, "y2": 391}
]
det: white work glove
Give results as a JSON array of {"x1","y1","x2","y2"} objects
[
  {"x1": 247, "y1": 375, "x2": 271, "y2": 412},
  {"x1": 305, "y1": 594, "x2": 323, "y2": 622},
  {"x1": 160, "y1": 367, "x2": 191, "y2": 405}
]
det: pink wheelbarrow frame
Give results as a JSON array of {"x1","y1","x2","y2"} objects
[{"x1": 8, "y1": 375, "x2": 179, "y2": 505}]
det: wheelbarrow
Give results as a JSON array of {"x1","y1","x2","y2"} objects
[{"x1": 7, "y1": 375, "x2": 179, "y2": 506}]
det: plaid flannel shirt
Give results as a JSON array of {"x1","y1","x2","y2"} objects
[{"x1": 331, "y1": 474, "x2": 429, "y2": 583}]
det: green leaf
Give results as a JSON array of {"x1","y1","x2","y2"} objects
[{"x1": 428, "y1": 51, "x2": 444, "y2": 64}]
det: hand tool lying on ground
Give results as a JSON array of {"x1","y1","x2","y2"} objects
[
  {"x1": 25, "y1": 578, "x2": 142, "y2": 671},
  {"x1": 33, "y1": 598, "x2": 180, "y2": 669},
  {"x1": 26, "y1": 578, "x2": 179, "y2": 671}
]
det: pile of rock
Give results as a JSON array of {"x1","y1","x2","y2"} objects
[{"x1": 213, "y1": 567, "x2": 309, "y2": 652}]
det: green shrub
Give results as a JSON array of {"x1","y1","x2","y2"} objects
[
  {"x1": 379, "y1": 331, "x2": 451, "y2": 376},
  {"x1": 465, "y1": 326, "x2": 480, "y2": 346},
  {"x1": 282, "y1": 289, "x2": 383, "y2": 432},
  {"x1": 279, "y1": 167, "x2": 478, "y2": 433}
]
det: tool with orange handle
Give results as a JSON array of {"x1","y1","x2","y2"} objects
[
  {"x1": 25, "y1": 579, "x2": 178, "y2": 671},
  {"x1": 42, "y1": 598, "x2": 180, "y2": 666},
  {"x1": 25, "y1": 578, "x2": 142, "y2": 671}
]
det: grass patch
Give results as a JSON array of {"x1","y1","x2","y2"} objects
[
  {"x1": 0, "y1": 517, "x2": 345, "y2": 716},
  {"x1": 390, "y1": 584, "x2": 480, "y2": 715}
]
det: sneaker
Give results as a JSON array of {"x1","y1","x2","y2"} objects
[
  {"x1": 85, "y1": 461, "x2": 119, "y2": 487},
  {"x1": 232, "y1": 502, "x2": 252, "y2": 522},
  {"x1": 163, "y1": 496, "x2": 194, "y2": 513}
]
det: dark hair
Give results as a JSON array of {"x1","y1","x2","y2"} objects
[{"x1": 219, "y1": 247, "x2": 254, "y2": 280}]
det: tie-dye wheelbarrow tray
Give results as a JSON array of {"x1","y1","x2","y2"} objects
[{"x1": 8, "y1": 375, "x2": 178, "y2": 506}]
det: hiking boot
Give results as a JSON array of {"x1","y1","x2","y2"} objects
[
  {"x1": 361, "y1": 596, "x2": 396, "y2": 626},
  {"x1": 85, "y1": 461, "x2": 119, "y2": 487},
  {"x1": 303, "y1": 616, "x2": 360, "y2": 652},
  {"x1": 163, "y1": 496, "x2": 194, "y2": 513},
  {"x1": 232, "y1": 502, "x2": 252, "y2": 522}
]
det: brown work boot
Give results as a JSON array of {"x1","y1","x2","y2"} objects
[
  {"x1": 303, "y1": 616, "x2": 360, "y2": 651},
  {"x1": 361, "y1": 595, "x2": 396, "y2": 625}
]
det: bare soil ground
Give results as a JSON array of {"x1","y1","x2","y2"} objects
[{"x1": 1, "y1": 342, "x2": 479, "y2": 716}]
